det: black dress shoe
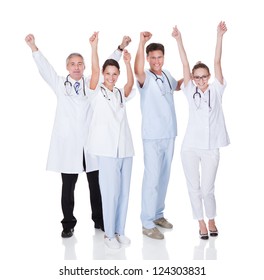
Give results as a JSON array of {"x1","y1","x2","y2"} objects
[
  {"x1": 61, "y1": 228, "x2": 74, "y2": 238},
  {"x1": 94, "y1": 223, "x2": 104, "y2": 231},
  {"x1": 199, "y1": 230, "x2": 209, "y2": 240},
  {"x1": 209, "y1": 228, "x2": 218, "y2": 237}
]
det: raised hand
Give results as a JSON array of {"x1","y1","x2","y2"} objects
[
  {"x1": 89, "y1": 31, "x2": 99, "y2": 48},
  {"x1": 217, "y1": 21, "x2": 227, "y2": 36},
  {"x1": 140, "y1": 31, "x2": 152, "y2": 44},
  {"x1": 172, "y1": 25, "x2": 181, "y2": 40},
  {"x1": 123, "y1": 49, "x2": 131, "y2": 64},
  {"x1": 25, "y1": 34, "x2": 38, "y2": 51},
  {"x1": 120, "y1": 36, "x2": 132, "y2": 50}
]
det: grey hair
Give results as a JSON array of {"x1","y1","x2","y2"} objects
[{"x1": 66, "y1": 53, "x2": 85, "y2": 66}]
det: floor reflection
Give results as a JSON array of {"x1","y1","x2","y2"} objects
[
  {"x1": 62, "y1": 235, "x2": 77, "y2": 260},
  {"x1": 193, "y1": 237, "x2": 217, "y2": 260},
  {"x1": 92, "y1": 229, "x2": 127, "y2": 260},
  {"x1": 61, "y1": 227, "x2": 217, "y2": 260},
  {"x1": 142, "y1": 235, "x2": 169, "y2": 260}
]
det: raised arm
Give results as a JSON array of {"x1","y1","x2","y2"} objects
[
  {"x1": 119, "y1": 36, "x2": 132, "y2": 52},
  {"x1": 109, "y1": 35, "x2": 132, "y2": 61},
  {"x1": 25, "y1": 34, "x2": 60, "y2": 91},
  {"x1": 89, "y1": 32, "x2": 100, "y2": 90},
  {"x1": 134, "y1": 32, "x2": 152, "y2": 86},
  {"x1": 25, "y1": 34, "x2": 39, "y2": 52},
  {"x1": 123, "y1": 50, "x2": 134, "y2": 97},
  {"x1": 214, "y1": 21, "x2": 227, "y2": 84},
  {"x1": 172, "y1": 26, "x2": 191, "y2": 86}
]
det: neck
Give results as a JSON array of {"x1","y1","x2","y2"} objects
[
  {"x1": 103, "y1": 83, "x2": 114, "y2": 91},
  {"x1": 150, "y1": 69, "x2": 162, "y2": 75},
  {"x1": 69, "y1": 75, "x2": 82, "y2": 82},
  {"x1": 197, "y1": 84, "x2": 209, "y2": 93}
]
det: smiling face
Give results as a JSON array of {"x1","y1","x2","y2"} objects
[
  {"x1": 102, "y1": 65, "x2": 120, "y2": 90},
  {"x1": 66, "y1": 54, "x2": 85, "y2": 81},
  {"x1": 147, "y1": 50, "x2": 164, "y2": 75},
  {"x1": 192, "y1": 64, "x2": 211, "y2": 92}
]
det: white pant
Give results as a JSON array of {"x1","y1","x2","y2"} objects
[
  {"x1": 181, "y1": 148, "x2": 220, "y2": 220},
  {"x1": 141, "y1": 138, "x2": 175, "y2": 229},
  {"x1": 98, "y1": 156, "x2": 133, "y2": 238}
]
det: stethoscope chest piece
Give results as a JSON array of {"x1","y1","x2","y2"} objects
[{"x1": 193, "y1": 87, "x2": 211, "y2": 111}]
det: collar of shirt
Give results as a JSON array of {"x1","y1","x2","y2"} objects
[
  {"x1": 69, "y1": 76, "x2": 83, "y2": 87},
  {"x1": 100, "y1": 84, "x2": 119, "y2": 98}
]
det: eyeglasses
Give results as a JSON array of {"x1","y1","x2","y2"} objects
[{"x1": 193, "y1": 75, "x2": 209, "y2": 81}]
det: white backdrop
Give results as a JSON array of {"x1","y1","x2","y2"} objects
[{"x1": 1, "y1": 0, "x2": 264, "y2": 279}]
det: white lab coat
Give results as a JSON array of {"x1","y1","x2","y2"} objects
[
  {"x1": 181, "y1": 79, "x2": 230, "y2": 149},
  {"x1": 32, "y1": 50, "x2": 122, "y2": 173},
  {"x1": 86, "y1": 84, "x2": 135, "y2": 158}
]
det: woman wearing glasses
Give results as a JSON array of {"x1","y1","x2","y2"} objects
[{"x1": 172, "y1": 22, "x2": 230, "y2": 239}]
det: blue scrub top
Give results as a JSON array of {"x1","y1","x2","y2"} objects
[{"x1": 137, "y1": 69, "x2": 178, "y2": 139}]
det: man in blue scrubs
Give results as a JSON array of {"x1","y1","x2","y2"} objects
[{"x1": 134, "y1": 31, "x2": 182, "y2": 239}]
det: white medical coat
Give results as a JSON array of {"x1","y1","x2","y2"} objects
[
  {"x1": 86, "y1": 84, "x2": 135, "y2": 158},
  {"x1": 181, "y1": 79, "x2": 230, "y2": 149},
  {"x1": 32, "y1": 50, "x2": 121, "y2": 173}
]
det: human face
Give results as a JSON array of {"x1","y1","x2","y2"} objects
[
  {"x1": 102, "y1": 65, "x2": 120, "y2": 90},
  {"x1": 66, "y1": 56, "x2": 85, "y2": 81},
  {"x1": 192, "y1": 68, "x2": 210, "y2": 92},
  {"x1": 147, "y1": 50, "x2": 164, "y2": 75}
]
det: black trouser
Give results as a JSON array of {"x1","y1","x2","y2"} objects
[{"x1": 61, "y1": 170, "x2": 103, "y2": 231}]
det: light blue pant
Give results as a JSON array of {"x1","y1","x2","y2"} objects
[
  {"x1": 141, "y1": 138, "x2": 175, "y2": 229},
  {"x1": 98, "y1": 156, "x2": 133, "y2": 238}
]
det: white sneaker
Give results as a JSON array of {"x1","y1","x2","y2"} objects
[
  {"x1": 104, "y1": 237, "x2": 121, "y2": 249},
  {"x1": 116, "y1": 234, "x2": 131, "y2": 245}
]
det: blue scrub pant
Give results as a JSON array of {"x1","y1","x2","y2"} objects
[
  {"x1": 98, "y1": 156, "x2": 133, "y2": 239},
  {"x1": 141, "y1": 138, "x2": 175, "y2": 229}
]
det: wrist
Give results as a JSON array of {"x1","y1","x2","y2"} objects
[
  {"x1": 118, "y1": 45, "x2": 124, "y2": 51},
  {"x1": 31, "y1": 46, "x2": 38, "y2": 52}
]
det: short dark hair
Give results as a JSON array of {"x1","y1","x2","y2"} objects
[
  {"x1": 146, "y1": 43, "x2": 165, "y2": 55},
  {"x1": 102, "y1": 59, "x2": 120, "y2": 72},
  {"x1": 192, "y1": 61, "x2": 210, "y2": 75}
]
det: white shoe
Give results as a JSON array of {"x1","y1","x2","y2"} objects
[
  {"x1": 104, "y1": 237, "x2": 121, "y2": 249},
  {"x1": 116, "y1": 234, "x2": 131, "y2": 245}
]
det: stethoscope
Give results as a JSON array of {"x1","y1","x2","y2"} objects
[
  {"x1": 149, "y1": 70, "x2": 172, "y2": 95},
  {"x1": 193, "y1": 86, "x2": 211, "y2": 110},
  {"x1": 100, "y1": 86, "x2": 124, "y2": 108},
  {"x1": 64, "y1": 74, "x2": 86, "y2": 96}
]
